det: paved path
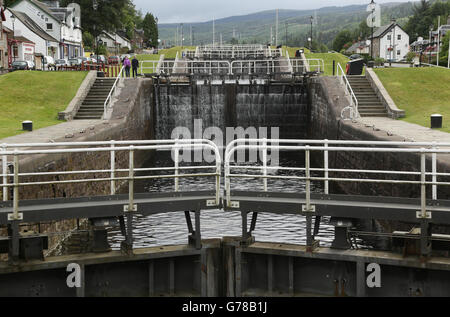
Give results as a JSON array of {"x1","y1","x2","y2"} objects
[
  {"x1": 357, "y1": 117, "x2": 450, "y2": 143},
  {"x1": 0, "y1": 120, "x2": 104, "y2": 145}
]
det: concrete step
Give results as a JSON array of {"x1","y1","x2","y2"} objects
[
  {"x1": 78, "y1": 106, "x2": 104, "y2": 110},
  {"x1": 358, "y1": 108, "x2": 387, "y2": 113},
  {"x1": 74, "y1": 114, "x2": 103, "y2": 120},
  {"x1": 360, "y1": 113, "x2": 388, "y2": 117},
  {"x1": 84, "y1": 98, "x2": 108, "y2": 101}
]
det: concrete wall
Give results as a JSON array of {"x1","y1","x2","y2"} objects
[{"x1": 58, "y1": 71, "x2": 96, "y2": 121}]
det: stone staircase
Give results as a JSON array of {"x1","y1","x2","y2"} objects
[
  {"x1": 74, "y1": 78, "x2": 116, "y2": 120},
  {"x1": 347, "y1": 75, "x2": 388, "y2": 117}
]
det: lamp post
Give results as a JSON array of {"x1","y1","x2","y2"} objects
[
  {"x1": 429, "y1": 25, "x2": 433, "y2": 64},
  {"x1": 93, "y1": 0, "x2": 99, "y2": 69},
  {"x1": 369, "y1": 0, "x2": 375, "y2": 60},
  {"x1": 10, "y1": 14, "x2": 16, "y2": 62},
  {"x1": 310, "y1": 16, "x2": 313, "y2": 51}
]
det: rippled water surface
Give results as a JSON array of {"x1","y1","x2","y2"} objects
[{"x1": 108, "y1": 152, "x2": 336, "y2": 249}]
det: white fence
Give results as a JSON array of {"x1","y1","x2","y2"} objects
[
  {"x1": 1, "y1": 140, "x2": 221, "y2": 220},
  {"x1": 224, "y1": 139, "x2": 450, "y2": 218}
]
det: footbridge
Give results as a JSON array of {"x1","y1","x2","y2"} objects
[{"x1": 1, "y1": 139, "x2": 450, "y2": 296}]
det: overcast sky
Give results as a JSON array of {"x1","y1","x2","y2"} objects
[{"x1": 134, "y1": 0, "x2": 416, "y2": 23}]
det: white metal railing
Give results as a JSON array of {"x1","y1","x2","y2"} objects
[
  {"x1": 0, "y1": 140, "x2": 221, "y2": 220},
  {"x1": 420, "y1": 63, "x2": 450, "y2": 70},
  {"x1": 336, "y1": 63, "x2": 359, "y2": 120},
  {"x1": 103, "y1": 65, "x2": 125, "y2": 119},
  {"x1": 140, "y1": 58, "x2": 324, "y2": 76},
  {"x1": 224, "y1": 139, "x2": 450, "y2": 218}
]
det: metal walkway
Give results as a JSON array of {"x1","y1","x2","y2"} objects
[{"x1": 2, "y1": 139, "x2": 450, "y2": 261}]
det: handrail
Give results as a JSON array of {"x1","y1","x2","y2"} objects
[
  {"x1": 224, "y1": 139, "x2": 447, "y2": 215},
  {"x1": 336, "y1": 63, "x2": 359, "y2": 120},
  {"x1": 140, "y1": 58, "x2": 324, "y2": 76},
  {"x1": 103, "y1": 65, "x2": 125, "y2": 119},
  {"x1": 0, "y1": 139, "x2": 222, "y2": 215}
]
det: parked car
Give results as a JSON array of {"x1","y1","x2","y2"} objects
[
  {"x1": 349, "y1": 54, "x2": 362, "y2": 60},
  {"x1": 55, "y1": 59, "x2": 69, "y2": 67},
  {"x1": 97, "y1": 55, "x2": 107, "y2": 64},
  {"x1": 108, "y1": 56, "x2": 120, "y2": 65},
  {"x1": 11, "y1": 61, "x2": 30, "y2": 71},
  {"x1": 43, "y1": 56, "x2": 55, "y2": 70},
  {"x1": 68, "y1": 58, "x2": 82, "y2": 66}
]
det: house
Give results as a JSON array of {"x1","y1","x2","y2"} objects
[
  {"x1": 1, "y1": 0, "x2": 10, "y2": 70},
  {"x1": 98, "y1": 31, "x2": 116, "y2": 52},
  {"x1": 132, "y1": 28, "x2": 145, "y2": 49},
  {"x1": 370, "y1": 21, "x2": 410, "y2": 61},
  {"x1": 115, "y1": 30, "x2": 131, "y2": 50},
  {"x1": 3, "y1": 9, "x2": 59, "y2": 65},
  {"x1": 10, "y1": 0, "x2": 83, "y2": 59},
  {"x1": 346, "y1": 41, "x2": 370, "y2": 55}
]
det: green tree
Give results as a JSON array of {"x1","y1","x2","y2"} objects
[
  {"x1": 332, "y1": 30, "x2": 353, "y2": 52},
  {"x1": 59, "y1": 0, "x2": 135, "y2": 39},
  {"x1": 440, "y1": 32, "x2": 450, "y2": 66},
  {"x1": 82, "y1": 31, "x2": 94, "y2": 50},
  {"x1": 142, "y1": 13, "x2": 158, "y2": 48}
]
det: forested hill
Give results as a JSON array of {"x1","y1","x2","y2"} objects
[{"x1": 158, "y1": 2, "x2": 416, "y2": 48}]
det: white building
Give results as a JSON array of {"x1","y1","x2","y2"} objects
[
  {"x1": 371, "y1": 22, "x2": 410, "y2": 61},
  {"x1": 11, "y1": 0, "x2": 83, "y2": 59},
  {"x1": 3, "y1": 8, "x2": 59, "y2": 62},
  {"x1": 114, "y1": 31, "x2": 131, "y2": 51}
]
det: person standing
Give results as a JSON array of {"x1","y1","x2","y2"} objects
[
  {"x1": 132, "y1": 56, "x2": 139, "y2": 78},
  {"x1": 123, "y1": 56, "x2": 131, "y2": 77}
]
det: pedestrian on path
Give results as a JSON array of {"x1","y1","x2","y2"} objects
[
  {"x1": 132, "y1": 56, "x2": 139, "y2": 78},
  {"x1": 123, "y1": 56, "x2": 131, "y2": 77}
]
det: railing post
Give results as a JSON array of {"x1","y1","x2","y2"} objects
[
  {"x1": 324, "y1": 140, "x2": 329, "y2": 195},
  {"x1": 305, "y1": 146, "x2": 311, "y2": 211},
  {"x1": 110, "y1": 140, "x2": 116, "y2": 195},
  {"x1": 305, "y1": 146, "x2": 314, "y2": 248},
  {"x1": 128, "y1": 146, "x2": 134, "y2": 211},
  {"x1": 262, "y1": 138, "x2": 268, "y2": 191},
  {"x1": 2, "y1": 144, "x2": 7, "y2": 201},
  {"x1": 12, "y1": 150, "x2": 20, "y2": 220},
  {"x1": 432, "y1": 142, "x2": 437, "y2": 200},
  {"x1": 420, "y1": 150, "x2": 427, "y2": 219},
  {"x1": 174, "y1": 139, "x2": 179, "y2": 192}
]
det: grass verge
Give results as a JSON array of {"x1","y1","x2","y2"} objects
[
  {"x1": 0, "y1": 71, "x2": 88, "y2": 139},
  {"x1": 374, "y1": 67, "x2": 450, "y2": 132}
]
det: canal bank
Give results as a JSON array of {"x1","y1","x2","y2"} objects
[{"x1": 0, "y1": 78, "x2": 154, "y2": 256}]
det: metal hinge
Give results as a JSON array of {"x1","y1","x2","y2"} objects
[
  {"x1": 416, "y1": 211, "x2": 432, "y2": 219},
  {"x1": 8, "y1": 213, "x2": 23, "y2": 221},
  {"x1": 302, "y1": 205, "x2": 316, "y2": 213},
  {"x1": 123, "y1": 204, "x2": 137, "y2": 212},
  {"x1": 229, "y1": 201, "x2": 240, "y2": 209},
  {"x1": 206, "y1": 200, "x2": 219, "y2": 207}
]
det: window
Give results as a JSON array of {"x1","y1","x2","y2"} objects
[
  {"x1": 0, "y1": 50, "x2": 3, "y2": 64},
  {"x1": 397, "y1": 50, "x2": 401, "y2": 56},
  {"x1": 398, "y1": 34, "x2": 401, "y2": 41},
  {"x1": 387, "y1": 35, "x2": 391, "y2": 41},
  {"x1": 47, "y1": 23, "x2": 53, "y2": 31},
  {"x1": 13, "y1": 46, "x2": 18, "y2": 59}
]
